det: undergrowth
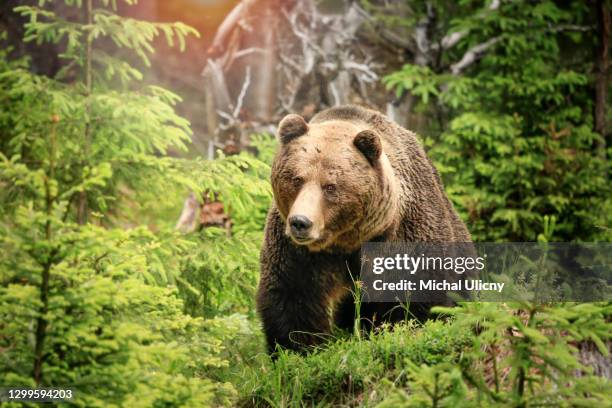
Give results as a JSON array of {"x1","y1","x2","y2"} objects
[{"x1": 231, "y1": 302, "x2": 611, "y2": 408}]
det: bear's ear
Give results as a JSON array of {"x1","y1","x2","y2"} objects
[
  {"x1": 277, "y1": 114, "x2": 309, "y2": 144},
  {"x1": 353, "y1": 129, "x2": 382, "y2": 165}
]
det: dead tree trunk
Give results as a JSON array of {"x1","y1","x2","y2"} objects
[{"x1": 595, "y1": 0, "x2": 610, "y2": 158}]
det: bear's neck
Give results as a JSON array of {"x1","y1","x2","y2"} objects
[
  {"x1": 362, "y1": 152, "x2": 401, "y2": 239},
  {"x1": 331, "y1": 152, "x2": 400, "y2": 253}
]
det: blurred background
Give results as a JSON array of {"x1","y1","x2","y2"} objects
[
  {"x1": 1, "y1": 0, "x2": 609, "y2": 241},
  {"x1": 0, "y1": 1, "x2": 610, "y2": 406}
]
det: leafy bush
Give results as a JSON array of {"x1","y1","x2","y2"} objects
[
  {"x1": 239, "y1": 303, "x2": 611, "y2": 407},
  {"x1": 1, "y1": 1, "x2": 609, "y2": 407},
  {"x1": 239, "y1": 320, "x2": 470, "y2": 406},
  {"x1": 177, "y1": 135, "x2": 275, "y2": 318},
  {"x1": 383, "y1": 0, "x2": 610, "y2": 242},
  {"x1": 0, "y1": 1, "x2": 269, "y2": 405}
]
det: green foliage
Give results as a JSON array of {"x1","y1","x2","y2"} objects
[
  {"x1": 427, "y1": 302, "x2": 612, "y2": 407},
  {"x1": 384, "y1": 65, "x2": 442, "y2": 104},
  {"x1": 382, "y1": 0, "x2": 610, "y2": 242},
  {"x1": 178, "y1": 224, "x2": 263, "y2": 318},
  {"x1": 0, "y1": 39, "x2": 195, "y2": 223},
  {"x1": 0, "y1": 1, "x2": 267, "y2": 405},
  {"x1": 237, "y1": 303, "x2": 611, "y2": 407},
  {"x1": 177, "y1": 136, "x2": 275, "y2": 318},
  {"x1": 1, "y1": 1, "x2": 610, "y2": 406},
  {"x1": 1, "y1": 224, "x2": 241, "y2": 406},
  {"x1": 239, "y1": 321, "x2": 471, "y2": 407}
]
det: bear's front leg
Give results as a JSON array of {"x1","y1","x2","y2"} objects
[
  {"x1": 257, "y1": 209, "x2": 337, "y2": 354},
  {"x1": 257, "y1": 282, "x2": 330, "y2": 354}
]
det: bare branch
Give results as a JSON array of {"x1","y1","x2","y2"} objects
[
  {"x1": 437, "y1": 0, "x2": 501, "y2": 52},
  {"x1": 233, "y1": 66, "x2": 252, "y2": 118},
  {"x1": 207, "y1": 0, "x2": 259, "y2": 56},
  {"x1": 548, "y1": 24, "x2": 595, "y2": 33},
  {"x1": 217, "y1": 110, "x2": 236, "y2": 125},
  {"x1": 203, "y1": 60, "x2": 231, "y2": 107},
  {"x1": 280, "y1": 9, "x2": 317, "y2": 76},
  {"x1": 344, "y1": 61, "x2": 379, "y2": 83},
  {"x1": 278, "y1": 52, "x2": 304, "y2": 74},
  {"x1": 329, "y1": 81, "x2": 341, "y2": 106},
  {"x1": 233, "y1": 47, "x2": 266, "y2": 59},
  {"x1": 414, "y1": 1, "x2": 435, "y2": 58},
  {"x1": 352, "y1": 1, "x2": 416, "y2": 53},
  {"x1": 450, "y1": 37, "x2": 500, "y2": 75},
  {"x1": 175, "y1": 193, "x2": 200, "y2": 233},
  {"x1": 440, "y1": 31, "x2": 467, "y2": 50}
]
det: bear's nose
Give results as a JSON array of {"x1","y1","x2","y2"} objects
[{"x1": 288, "y1": 215, "x2": 313, "y2": 237}]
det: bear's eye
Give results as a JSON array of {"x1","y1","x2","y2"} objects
[
  {"x1": 323, "y1": 184, "x2": 337, "y2": 194},
  {"x1": 291, "y1": 176, "x2": 304, "y2": 188}
]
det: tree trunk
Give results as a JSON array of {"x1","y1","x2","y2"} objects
[{"x1": 595, "y1": 0, "x2": 610, "y2": 158}]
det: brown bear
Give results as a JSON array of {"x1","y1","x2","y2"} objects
[{"x1": 257, "y1": 105, "x2": 471, "y2": 354}]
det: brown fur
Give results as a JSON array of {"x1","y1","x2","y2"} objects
[{"x1": 257, "y1": 105, "x2": 471, "y2": 354}]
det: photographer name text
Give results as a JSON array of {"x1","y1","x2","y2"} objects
[{"x1": 372, "y1": 279, "x2": 505, "y2": 293}]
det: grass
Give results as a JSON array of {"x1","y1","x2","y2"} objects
[
  {"x1": 207, "y1": 301, "x2": 612, "y2": 408},
  {"x1": 225, "y1": 320, "x2": 472, "y2": 407}
]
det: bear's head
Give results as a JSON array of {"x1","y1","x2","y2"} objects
[{"x1": 271, "y1": 114, "x2": 400, "y2": 253}]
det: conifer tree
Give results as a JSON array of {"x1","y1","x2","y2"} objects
[
  {"x1": 382, "y1": 0, "x2": 610, "y2": 242},
  {"x1": 0, "y1": 1, "x2": 256, "y2": 405}
]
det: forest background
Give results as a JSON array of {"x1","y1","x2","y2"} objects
[{"x1": 0, "y1": 0, "x2": 610, "y2": 406}]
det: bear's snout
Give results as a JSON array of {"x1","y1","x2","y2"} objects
[
  {"x1": 285, "y1": 182, "x2": 325, "y2": 246},
  {"x1": 288, "y1": 215, "x2": 313, "y2": 239}
]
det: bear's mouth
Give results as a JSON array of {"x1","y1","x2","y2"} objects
[
  {"x1": 287, "y1": 221, "x2": 361, "y2": 252},
  {"x1": 289, "y1": 235, "x2": 319, "y2": 246},
  {"x1": 287, "y1": 232, "x2": 329, "y2": 250},
  {"x1": 291, "y1": 232, "x2": 347, "y2": 252}
]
